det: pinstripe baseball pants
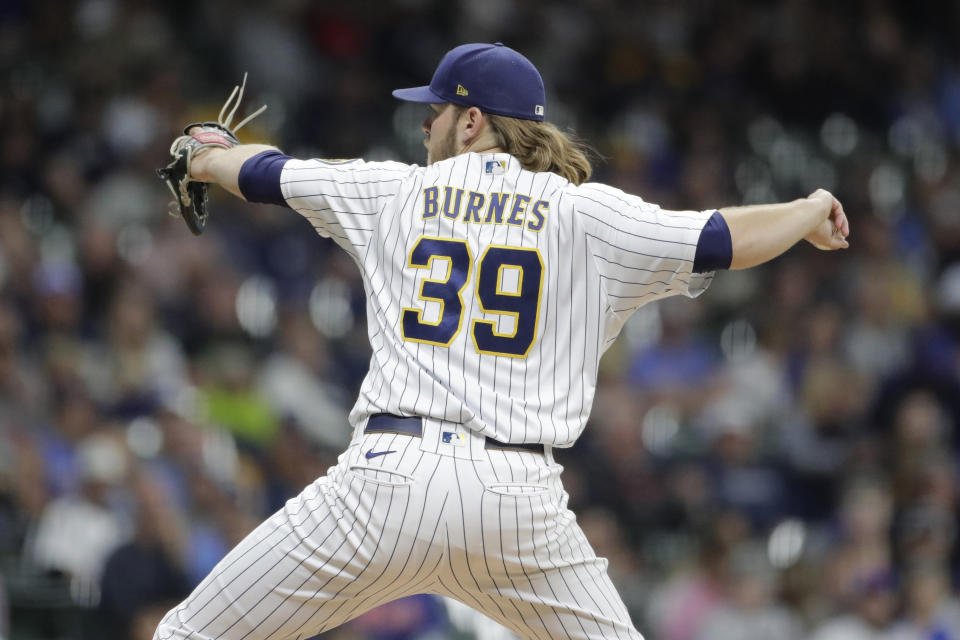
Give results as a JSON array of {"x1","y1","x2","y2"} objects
[{"x1": 155, "y1": 422, "x2": 643, "y2": 640}]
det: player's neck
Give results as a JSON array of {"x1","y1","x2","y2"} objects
[{"x1": 458, "y1": 134, "x2": 504, "y2": 157}]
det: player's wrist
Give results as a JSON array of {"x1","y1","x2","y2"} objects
[
  {"x1": 804, "y1": 190, "x2": 834, "y2": 223},
  {"x1": 188, "y1": 146, "x2": 226, "y2": 182}
]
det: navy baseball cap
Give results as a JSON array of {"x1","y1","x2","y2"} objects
[{"x1": 393, "y1": 43, "x2": 546, "y2": 122}]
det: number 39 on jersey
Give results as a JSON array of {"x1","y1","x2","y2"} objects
[{"x1": 401, "y1": 236, "x2": 544, "y2": 358}]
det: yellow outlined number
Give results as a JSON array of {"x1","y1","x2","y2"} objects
[
  {"x1": 471, "y1": 245, "x2": 543, "y2": 358},
  {"x1": 401, "y1": 237, "x2": 471, "y2": 346},
  {"x1": 401, "y1": 237, "x2": 544, "y2": 357}
]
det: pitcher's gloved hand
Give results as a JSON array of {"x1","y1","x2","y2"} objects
[{"x1": 156, "y1": 73, "x2": 266, "y2": 235}]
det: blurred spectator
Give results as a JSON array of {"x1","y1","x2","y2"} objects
[
  {"x1": 29, "y1": 260, "x2": 84, "y2": 336},
  {"x1": 262, "y1": 420, "x2": 337, "y2": 513},
  {"x1": 179, "y1": 467, "x2": 250, "y2": 586},
  {"x1": 648, "y1": 513, "x2": 747, "y2": 640},
  {"x1": 890, "y1": 391, "x2": 953, "y2": 504},
  {"x1": 37, "y1": 385, "x2": 98, "y2": 495},
  {"x1": 98, "y1": 472, "x2": 190, "y2": 640},
  {"x1": 198, "y1": 344, "x2": 278, "y2": 447},
  {"x1": 701, "y1": 402, "x2": 787, "y2": 529},
  {"x1": 807, "y1": 569, "x2": 897, "y2": 640},
  {"x1": 0, "y1": 428, "x2": 47, "y2": 558},
  {"x1": 888, "y1": 562, "x2": 960, "y2": 640},
  {"x1": 30, "y1": 431, "x2": 131, "y2": 603},
  {"x1": 578, "y1": 383, "x2": 663, "y2": 530},
  {"x1": 87, "y1": 278, "x2": 188, "y2": 416},
  {"x1": 257, "y1": 310, "x2": 351, "y2": 449},
  {"x1": 843, "y1": 264, "x2": 916, "y2": 382},
  {"x1": 895, "y1": 504, "x2": 957, "y2": 579},
  {"x1": 0, "y1": 298, "x2": 46, "y2": 417},
  {"x1": 820, "y1": 475, "x2": 895, "y2": 606},
  {"x1": 627, "y1": 298, "x2": 719, "y2": 408},
  {"x1": 781, "y1": 355, "x2": 873, "y2": 520},
  {"x1": 579, "y1": 508, "x2": 650, "y2": 626},
  {"x1": 695, "y1": 541, "x2": 802, "y2": 640}
]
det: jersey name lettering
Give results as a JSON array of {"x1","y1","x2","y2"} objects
[{"x1": 422, "y1": 185, "x2": 547, "y2": 232}]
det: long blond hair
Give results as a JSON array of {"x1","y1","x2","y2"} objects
[
  {"x1": 450, "y1": 105, "x2": 593, "y2": 185},
  {"x1": 486, "y1": 113, "x2": 593, "y2": 185}
]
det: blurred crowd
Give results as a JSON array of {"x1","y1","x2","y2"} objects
[{"x1": 2, "y1": 0, "x2": 960, "y2": 639}]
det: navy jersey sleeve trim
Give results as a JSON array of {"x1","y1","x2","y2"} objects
[
  {"x1": 238, "y1": 150, "x2": 292, "y2": 207},
  {"x1": 692, "y1": 210, "x2": 732, "y2": 273}
]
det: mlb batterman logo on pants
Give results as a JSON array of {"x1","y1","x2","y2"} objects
[{"x1": 155, "y1": 42, "x2": 850, "y2": 640}]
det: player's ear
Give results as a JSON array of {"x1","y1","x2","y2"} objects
[{"x1": 460, "y1": 106, "x2": 486, "y2": 143}]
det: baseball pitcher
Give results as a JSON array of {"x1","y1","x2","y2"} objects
[{"x1": 154, "y1": 43, "x2": 849, "y2": 640}]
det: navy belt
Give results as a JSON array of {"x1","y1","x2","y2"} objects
[{"x1": 364, "y1": 414, "x2": 546, "y2": 454}]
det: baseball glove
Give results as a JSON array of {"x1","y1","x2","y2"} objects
[{"x1": 157, "y1": 73, "x2": 266, "y2": 235}]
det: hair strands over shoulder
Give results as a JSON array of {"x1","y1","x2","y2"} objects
[{"x1": 485, "y1": 113, "x2": 594, "y2": 185}]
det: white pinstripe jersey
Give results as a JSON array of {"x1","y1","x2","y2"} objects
[{"x1": 280, "y1": 152, "x2": 716, "y2": 447}]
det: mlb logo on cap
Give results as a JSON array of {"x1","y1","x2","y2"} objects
[{"x1": 392, "y1": 43, "x2": 547, "y2": 122}]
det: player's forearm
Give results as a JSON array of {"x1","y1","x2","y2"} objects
[
  {"x1": 190, "y1": 144, "x2": 279, "y2": 198},
  {"x1": 719, "y1": 197, "x2": 828, "y2": 270}
]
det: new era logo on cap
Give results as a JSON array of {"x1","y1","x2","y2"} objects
[{"x1": 392, "y1": 43, "x2": 547, "y2": 122}]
